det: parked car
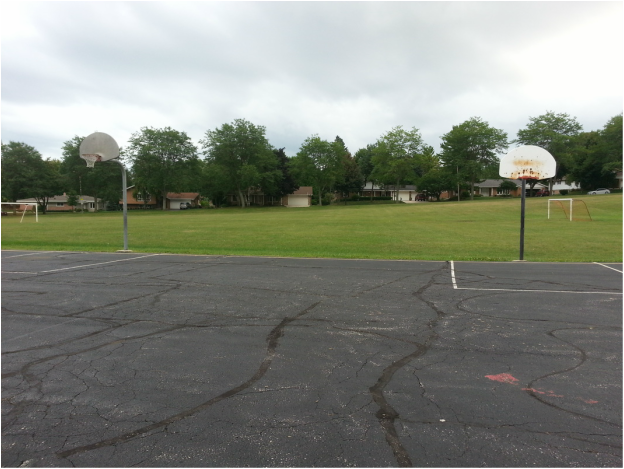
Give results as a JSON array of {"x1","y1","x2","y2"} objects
[
  {"x1": 535, "y1": 189, "x2": 550, "y2": 197},
  {"x1": 587, "y1": 188, "x2": 610, "y2": 195},
  {"x1": 179, "y1": 202, "x2": 189, "y2": 210}
]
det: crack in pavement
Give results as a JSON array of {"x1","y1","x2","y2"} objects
[
  {"x1": 368, "y1": 263, "x2": 448, "y2": 467},
  {"x1": 55, "y1": 301, "x2": 322, "y2": 461},
  {"x1": 453, "y1": 291, "x2": 622, "y2": 428},
  {"x1": 523, "y1": 327, "x2": 622, "y2": 428}
]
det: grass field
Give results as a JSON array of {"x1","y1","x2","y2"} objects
[{"x1": 1, "y1": 195, "x2": 622, "y2": 262}]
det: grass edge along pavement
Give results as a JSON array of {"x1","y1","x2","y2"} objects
[{"x1": 1, "y1": 195, "x2": 621, "y2": 262}]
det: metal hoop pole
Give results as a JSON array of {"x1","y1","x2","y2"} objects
[
  {"x1": 111, "y1": 160, "x2": 130, "y2": 251},
  {"x1": 519, "y1": 179, "x2": 526, "y2": 260}
]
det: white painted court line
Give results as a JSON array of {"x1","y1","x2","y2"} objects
[
  {"x1": 450, "y1": 260, "x2": 623, "y2": 295},
  {"x1": 2, "y1": 254, "x2": 160, "y2": 274},
  {"x1": 453, "y1": 287, "x2": 621, "y2": 294},
  {"x1": 450, "y1": 260, "x2": 458, "y2": 289},
  {"x1": 37, "y1": 254, "x2": 161, "y2": 273},
  {"x1": 4, "y1": 272, "x2": 39, "y2": 275},
  {"x1": 2, "y1": 252, "x2": 48, "y2": 259},
  {"x1": 594, "y1": 262, "x2": 624, "y2": 274}
]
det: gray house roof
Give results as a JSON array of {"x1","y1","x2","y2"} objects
[
  {"x1": 16, "y1": 195, "x2": 101, "y2": 204},
  {"x1": 475, "y1": 179, "x2": 546, "y2": 189}
]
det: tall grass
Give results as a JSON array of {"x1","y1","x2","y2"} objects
[{"x1": 2, "y1": 195, "x2": 621, "y2": 262}]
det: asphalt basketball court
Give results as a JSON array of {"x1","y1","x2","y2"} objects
[{"x1": 2, "y1": 250, "x2": 622, "y2": 467}]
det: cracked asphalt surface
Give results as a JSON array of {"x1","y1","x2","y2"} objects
[{"x1": 1, "y1": 251, "x2": 622, "y2": 467}]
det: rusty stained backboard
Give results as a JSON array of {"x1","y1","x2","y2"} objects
[{"x1": 499, "y1": 145, "x2": 556, "y2": 180}]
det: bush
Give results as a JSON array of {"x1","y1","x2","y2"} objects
[{"x1": 559, "y1": 190, "x2": 568, "y2": 196}]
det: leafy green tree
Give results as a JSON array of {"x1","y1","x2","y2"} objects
[
  {"x1": 293, "y1": 135, "x2": 341, "y2": 206},
  {"x1": 335, "y1": 151, "x2": 363, "y2": 200},
  {"x1": 127, "y1": 127, "x2": 199, "y2": 210},
  {"x1": 514, "y1": 111, "x2": 582, "y2": 192},
  {"x1": 270, "y1": 148, "x2": 299, "y2": 199},
  {"x1": 1, "y1": 142, "x2": 65, "y2": 213},
  {"x1": 371, "y1": 126, "x2": 425, "y2": 203},
  {"x1": 569, "y1": 131, "x2": 621, "y2": 190},
  {"x1": 440, "y1": 117, "x2": 508, "y2": 200},
  {"x1": 599, "y1": 113, "x2": 623, "y2": 175},
  {"x1": 420, "y1": 144, "x2": 440, "y2": 173},
  {"x1": 331, "y1": 136, "x2": 362, "y2": 200},
  {"x1": 66, "y1": 191, "x2": 78, "y2": 210},
  {"x1": 418, "y1": 168, "x2": 454, "y2": 201},
  {"x1": 354, "y1": 144, "x2": 376, "y2": 200},
  {"x1": 60, "y1": 136, "x2": 123, "y2": 211},
  {"x1": 498, "y1": 180, "x2": 518, "y2": 195},
  {"x1": 2, "y1": 141, "x2": 44, "y2": 202},
  {"x1": 201, "y1": 119, "x2": 278, "y2": 208},
  {"x1": 200, "y1": 162, "x2": 231, "y2": 207}
]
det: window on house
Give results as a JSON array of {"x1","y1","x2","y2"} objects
[
  {"x1": 56, "y1": 202, "x2": 64, "y2": 207},
  {"x1": 137, "y1": 193, "x2": 151, "y2": 202}
]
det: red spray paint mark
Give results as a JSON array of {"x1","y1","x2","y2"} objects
[
  {"x1": 522, "y1": 388, "x2": 563, "y2": 397},
  {"x1": 523, "y1": 387, "x2": 544, "y2": 394},
  {"x1": 485, "y1": 373, "x2": 519, "y2": 385},
  {"x1": 581, "y1": 399, "x2": 599, "y2": 404}
]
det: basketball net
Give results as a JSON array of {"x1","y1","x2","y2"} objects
[{"x1": 80, "y1": 154, "x2": 102, "y2": 168}]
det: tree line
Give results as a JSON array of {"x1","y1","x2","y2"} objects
[{"x1": 2, "y1": 111, "x2": 622, "y2": 211}]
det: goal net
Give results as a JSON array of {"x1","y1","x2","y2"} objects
[
  {"x1": 548, "y1": 198, "x2": 592, "y2": 222},
  {"x1": 1, "y1": 202, "x2": 39, "y2": 223}
]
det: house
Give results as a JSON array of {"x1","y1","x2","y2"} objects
[
  {"x1": 284, "y1": 187, "x2": 313, "y2": 207},
  {"x1": 382, "y1": 185, "x2": 420, "y2": 201},
  {"x1": 121, "y1": 186, "x2": 201, "y2": 210},
  {"x1": 551, "y1": 179, "x2": 581, "y2": 194},
  {"x1": 359, "y1": 182, "x2": 393, "y2": 199},
  {"x1": 15, "y1": 194, "x2": 104, "y2": 212},
  {"x1": 229, "y1": 187, "x2": 313, "y2": 207},
  {"x1": 440, "y1": 179, "x2": 548, "y2": 199}
]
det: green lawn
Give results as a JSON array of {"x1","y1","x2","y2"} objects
[{"x1": 2, "y1": 195, "x2": 622, "y2": 262}]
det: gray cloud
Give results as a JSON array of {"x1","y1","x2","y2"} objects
[{"x1": 2, "y1": 2, "x2": 621, "y2": 161}]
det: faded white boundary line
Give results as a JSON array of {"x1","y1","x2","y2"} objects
[
  {"x1": 594, "y1": 262, "x2": 623, "y2": 274},
  {"x1": 38, "y1": 254, "x2": 160, "y2": 273},
  {"x1": 2, "y1": 252, "x2": 47, "y2": 259},
  {"x1": 450, "y1": 260, "x2": 622, "y2": 295},
  {"x1": 450, "y1": 260, "x2": 458, "y2": 289},
  {"x1": 2, "y1": 254, "x2": 160, "y2": 274},
  {"x1": 4, "y1": 272, "x2": 38, "y2": 275}
]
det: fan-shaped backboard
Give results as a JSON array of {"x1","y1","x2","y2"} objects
[
  {"x1": 499, "y1": 145, "x2": 556, "y2": 180},
  {"x1": 79, "y1": 132, "x2": 119, "y2": 162}
]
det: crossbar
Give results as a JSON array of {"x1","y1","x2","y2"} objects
[
  {"x1": 548, "y1": 198, "x2": 573, "y2": 221},
  {"x1": 1, "y1": 202, "x2": 38, "y2": 222}
]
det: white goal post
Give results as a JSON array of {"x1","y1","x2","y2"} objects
[
  {"x1": 1, "y1": 202, "x2": 38, "y2": 223},
  {"x1": 548, "y1": 199, "x2": 573, "y2": 221}
]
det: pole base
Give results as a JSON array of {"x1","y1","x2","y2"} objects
[
  {"x1": 512, "y1": 259, "x2": 527, "y2": 262},
  {"x1": 117, "y1": 249, "x2": 133, "y2": 253}
]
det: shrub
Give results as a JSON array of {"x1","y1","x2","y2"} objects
[{"x1": 559, "y1": 190, "x2": 568, "y2": 196}]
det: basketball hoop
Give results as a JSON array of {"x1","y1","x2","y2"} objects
[{"x1": 80, "y1": 154, "x2": 102, "y2": 168}]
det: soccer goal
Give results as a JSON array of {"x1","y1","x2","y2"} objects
[
  {"x1": 1, "y1": 202, "x2": 39, "y2": 223},
  {"x1": 548, "y1": 198, "x2": 592, "y2": 222}
]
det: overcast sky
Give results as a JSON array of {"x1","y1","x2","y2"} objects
[{"x1": 2, "y1": 1, "x2": 622, "y2": 162}]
